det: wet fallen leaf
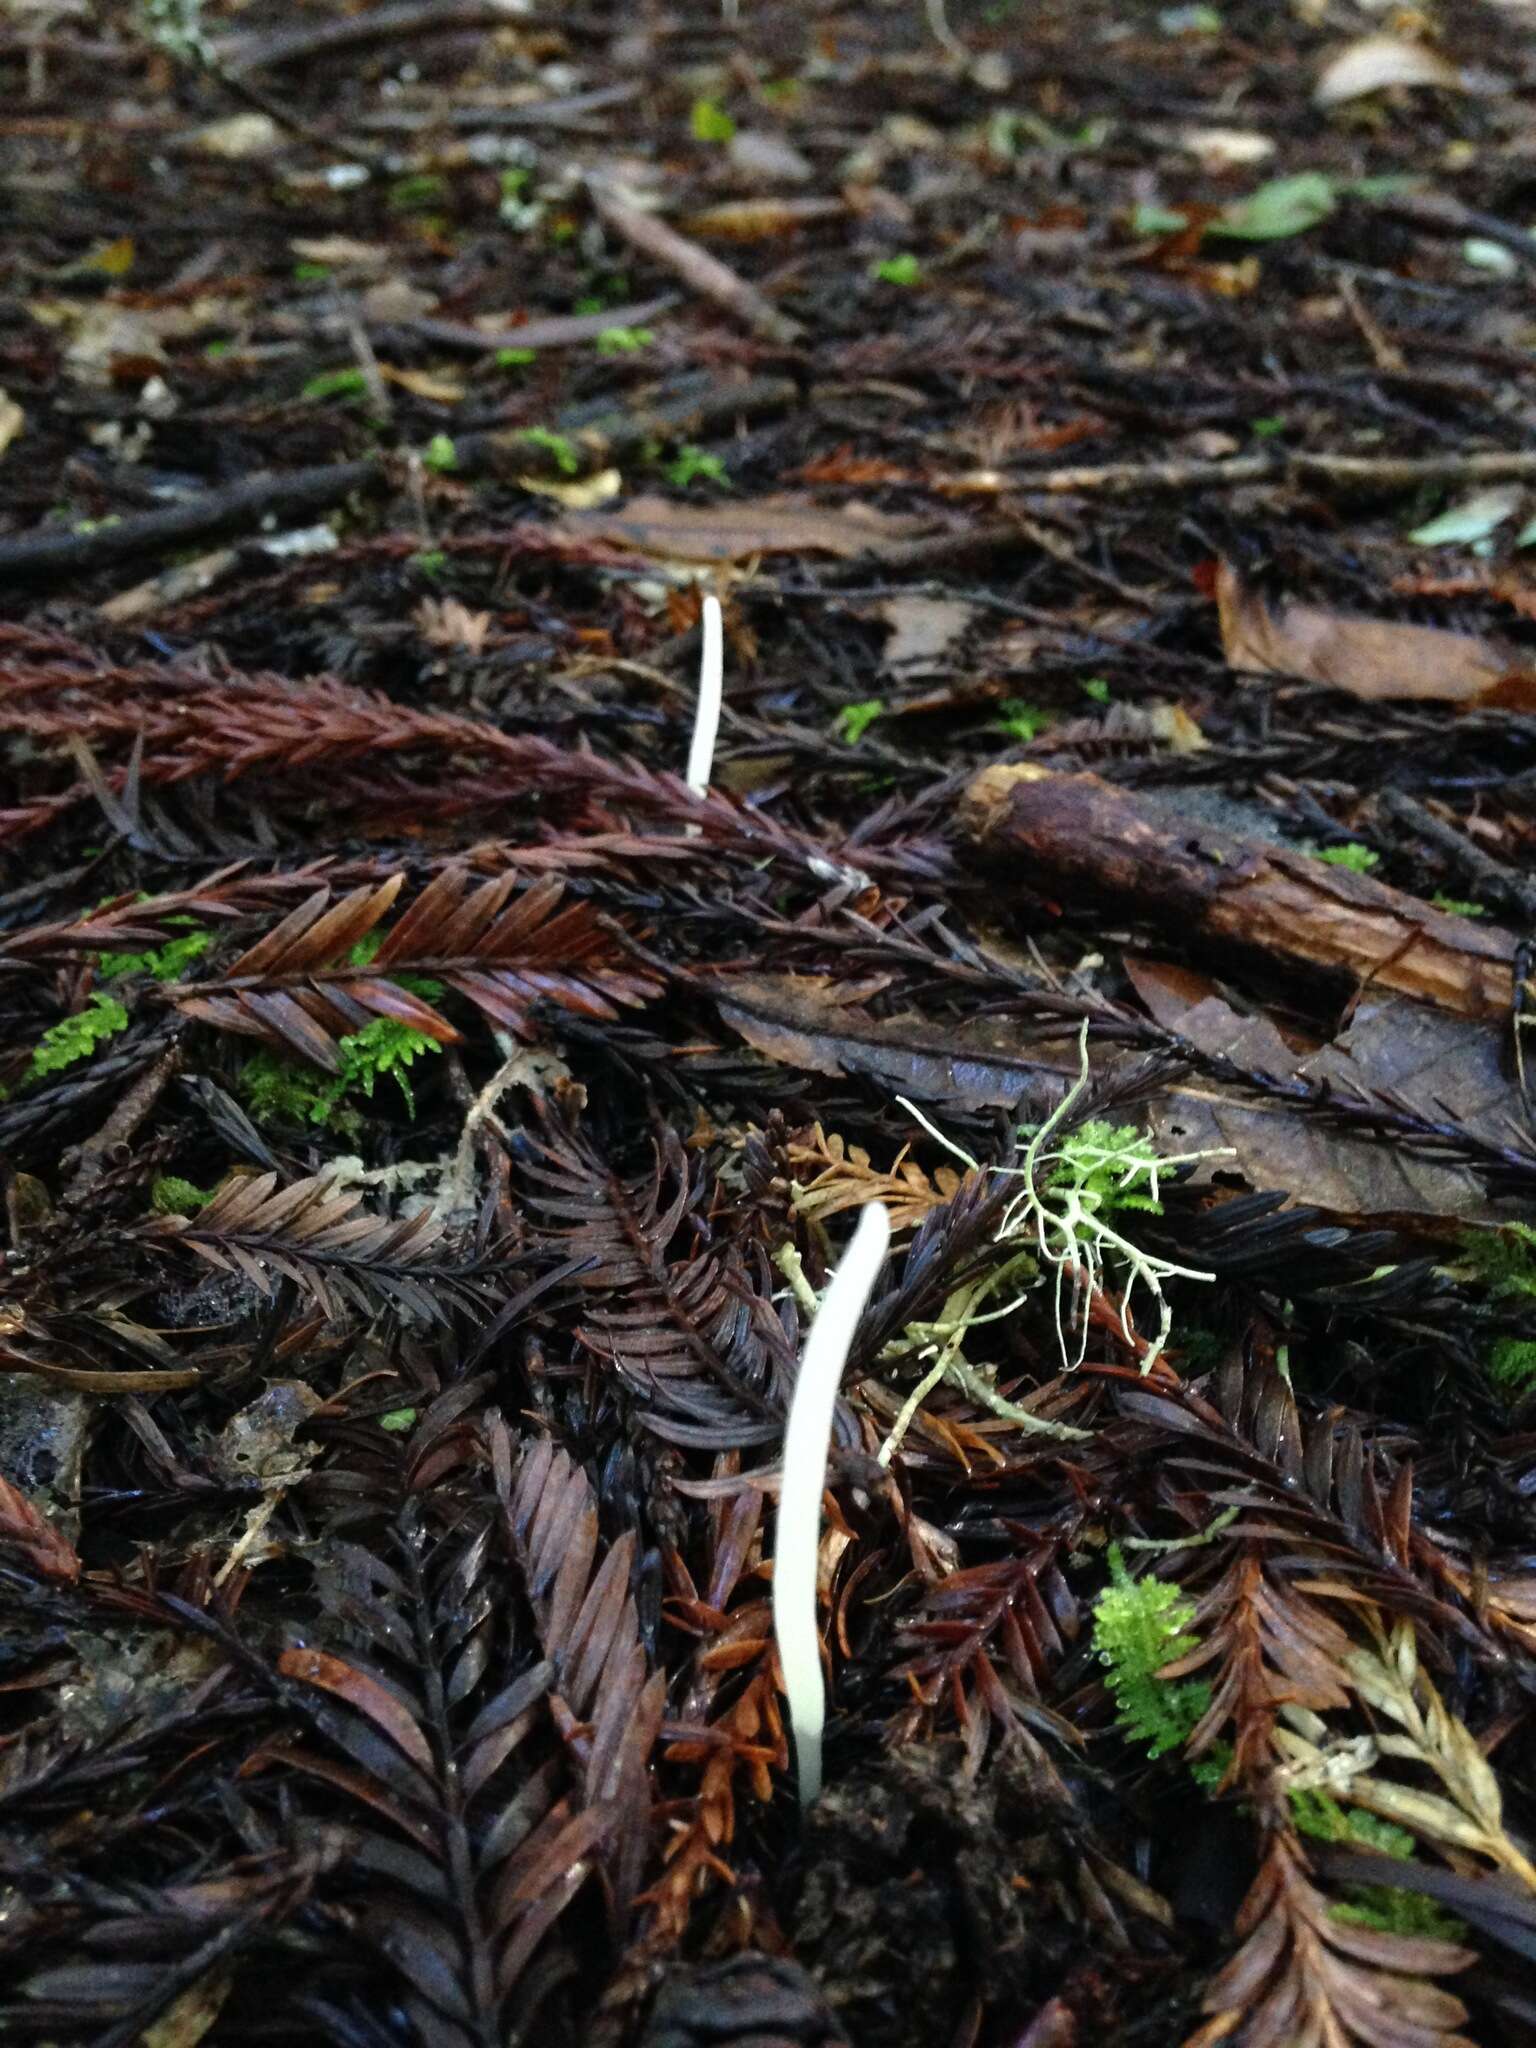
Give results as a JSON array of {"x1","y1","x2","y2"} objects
[
  {"x1": 710, "y1": 972, "x2": 1064, "y2": 1110},
  {"x1": 556, "y1": 492, "x2": 936, "y2": 563},
  {"x1": 1216, "y1": 559, "x2": 1531, "y2": 704},
  {"x1": 1315, "y1": 36, "x2": 1464, "y2": 107},
  {"x1": 1128, "y1": 958, "x2": 1513, "y2": 1221}
]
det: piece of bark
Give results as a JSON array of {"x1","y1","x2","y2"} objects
[{"x1": 959, "y1": 764, "x2": 1517, "y2": 1021}]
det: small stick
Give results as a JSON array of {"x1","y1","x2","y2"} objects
[
  {"x1": 588, "y1": 178, "x2": 804, "y2": 346},
  {"x1": 1024, "y1": 448, "x2": 1536, "y2": 500}
]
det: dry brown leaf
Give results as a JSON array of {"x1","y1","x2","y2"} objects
[
  {"x1": 680, "y1": 197, "x2": 847, "y2": 240},
  {"x1": 378, "y1": 362, "x2": 464, "y2": 403},
  {"x1": 413, "y1": 596, "x2": 493, "y2": 654},
  {"x1": 290, "y1": 236, "x2": 393, "y2": 269},
  {"x1": 1216, "y1": 558, "x2": 1532, "y2": 706},
  {"x1": 556, "y1": 492, "x2": 937, "y2": 564}
]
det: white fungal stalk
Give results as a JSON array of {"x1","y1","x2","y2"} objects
[
  {"x1": 773, "y1": 1200, "x2": 891, "y2": 1810},
  {"x1": 685, "y1": 593, "x2": 723, "y2": 798}
]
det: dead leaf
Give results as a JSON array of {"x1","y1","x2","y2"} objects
[
  {"x1": 361, "y1": 276, "x2": 438, "y2": 323},
  {"x1": 519, "y1": 465, "x2": 624, "y2": 509},
  {"x1": 1216, "y1": 559, "x2": 1530, "y2": 705},
  {"x1": 726, "y1": 130, "x2": 814, "y2": 184},
  {"x1": 711, "y1": 972, "x2": 1067, "y2": 1110},
  {"x1": 681, "y1": 197, "x2": 848, "y2": 240},
  {"x1": 1315, "y1": 36, "x2": 1464, "y2": 106},
  {"x1": 1127, "y1": 958, "x2": 1513, "y2": 1222},
  {"x1": 192, "y1": 112, "x2": 281, "y2": 157},
  {"x1": 84, "y1": 235, "x2": 134, "y2": 277},
  {"x1": 0, "y1": 391, "x2": 24, "y2": 459},
  {"x1": 878, "y1": 595, "x2": 974, "y2": 673},
  {"x1": 1180, "y1": 128, "x2": 1276, "y2": 171},
  {"x1": 557, "y1": 492, "x2": 936, "y2": 564},
  {"x1": 63, "y1": 304, "x2": 168, "y2": 385},
  {"x1": 138, "y1": 1970, "x2": 232, "y2": 2048},
  {"x1": 413, "y1": 596, "x2": 494, "y2": 653},
  {"x1": 378, "y1": 362, "x2": 464, "y2": 403},
  {"x1": 291, "y1": 236, "x2": 393, "y2": 270}
]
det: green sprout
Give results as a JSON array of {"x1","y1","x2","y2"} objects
[
  {"x1": 870, "y1": 253, "x2": 921, "y2": 287},
  {"x1": 302, "y1": 367, "x2": 369, "y2": 403},
  {"x1": 423, "y1": 434, "x2": 458, "y2": 474},
  {"x1": 1312, "y1": 842, "x2": 1379, "y2": 873},
  {"x1": 152, "y1": 1176, "x2": 212, "y2": 1216},
  {"x1": 834, "y1": 699, "x2": 884, "y2": 745},
  {"x1": 995, "y1": 699, "x2": 1052, "y2": 743},
  {"x1": 518, "y1": 426, "x2": 580, "y2": 476},
  {"x1": 663, "y1": 444, "x2": 729, "y2": 488},
  {"x1": 595, "y1": 325, "x2": 654, "y2": 355},
  {"x1": 690, "y1": 97, "x2": 736, "y2": 144}
]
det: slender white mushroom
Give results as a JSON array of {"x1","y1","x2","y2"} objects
[
  {"x1": 685, "y1": 593, "x2": 723, "y2": 799},
  {"x1": 772, "y1": 1200, "x2": 891, "y2": 1809}
]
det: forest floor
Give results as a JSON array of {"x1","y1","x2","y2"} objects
[{"x1": 5, "y1": 4, "x2": 1536, "y2": 2046}]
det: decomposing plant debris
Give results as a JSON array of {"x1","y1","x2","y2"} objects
[{"x1": 5, "y1": 4, "x2": 1536, "y2": 2046}]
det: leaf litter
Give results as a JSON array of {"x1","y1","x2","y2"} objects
[{"x1": 2, "y1": 4, "x2": 1536, "y2": 2047}]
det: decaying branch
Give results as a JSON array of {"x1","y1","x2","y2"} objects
[{"x1": 961, "y1": 764, "x2": 1517, "y2": 1021}]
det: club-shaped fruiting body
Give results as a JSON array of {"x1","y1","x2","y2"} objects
[
  {"x1": 686, "y1": 593, "x2": 723, "y2": 798},
  {"x1": 773, "y1": 1200, "x2": 891, "y2": 1809}
]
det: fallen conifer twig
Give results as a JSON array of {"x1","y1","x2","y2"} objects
[
  {"x1": 1021, "y1": 447, "x2": 1536, "y2": 500},
  {"x1": 960, "y1": 764, "x2": 1517, "y2": 1021},
  {"x1": 587, "y1": 177, "x2": 806, "y2": 346},
  {"x1": 0, "y1": 460, "x2": 381, "y2": 583}
]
